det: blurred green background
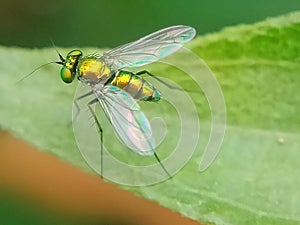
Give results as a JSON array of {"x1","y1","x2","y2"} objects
[
  {"x1": 1, "y1": 0, "x2": 300, "y2": 225},
  {"x1": 1, "y1": 0, "x2": 300, "y2": 48}
]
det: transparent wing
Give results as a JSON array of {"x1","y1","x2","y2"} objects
[
  {"x1": 101, "y1": 25, "x2": 196, "y2": 71},
  {"x1": 93, "y1": 85, "x2": 155, "y2": 155}
]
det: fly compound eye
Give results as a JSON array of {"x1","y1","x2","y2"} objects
[
  {"x1": 61, "y1": 67, "x2": 75, "y2": 83},
  {"x1": 68, "y1": 50, "x2": 83, "y2": 58}
]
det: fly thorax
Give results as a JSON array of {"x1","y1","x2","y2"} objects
[{"x1": 77, "y1": 57, "x2": 111, "y2": 84}]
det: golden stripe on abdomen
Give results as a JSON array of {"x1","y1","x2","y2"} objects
[{"x1": 112, "y1": 71, "x2": 160, "y2": 102}]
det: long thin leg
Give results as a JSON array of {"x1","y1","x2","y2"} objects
[
  {"x1": 101, "y1": 92, "x2": 172, "y2": 178},
  {"x1": 136, "y1": 70, "x2": 174, "y2": 178},
  {"x1": 75, "y1": 88, "x2": 172, "y2": 179},
  {"x1": 153, "y1": 152, "x2": 172, "y2": 179},
  {"x1": 136, "y1": 70, "x2": 178, "y2": 90},
  {"x1": 74, "y1": 92, "x2": 105, "y2": 178},
  {"x1": 136, "y1": 70, "x2": 197, "y2": 93},
  {"x1": 87, "y1": 98, "x2": 104, "y2": 179},
  {"x1": 73, "y1": 91, "x2": 94, "y2": 122}
]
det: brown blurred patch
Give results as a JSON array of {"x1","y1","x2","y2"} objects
[{"x1": 0, "y1": 131, "x2": 202, "y2": 225}]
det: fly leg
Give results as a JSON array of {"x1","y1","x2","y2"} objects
[
  {"x1": 136, "y1": 70, "x2": 196, "y2": 93},
  {"x1": 73, "y1": 92, "x2": 105, "y2": 178},
  {"x1": 73, "y1": 90, "x2": 94, "y2": 122},
  {"x1": 136, "y1": 70, "x2": 175, "y2": 178},
  {"x1": 136, "y1": 70, "x2": 176, "y2": 89},
  {"x1": 153, "y1": 152, "x2": 172, "y2": 179},
  {"x1": 87, "y1": 98, "x2": 105, "y2": 179},
  {"x1": 135, "y1": 70, "x2": 183, "y2": 91}
]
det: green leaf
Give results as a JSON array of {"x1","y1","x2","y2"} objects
[{"x1": 1, "y1": 11, "x2": 300, "y2": 225}]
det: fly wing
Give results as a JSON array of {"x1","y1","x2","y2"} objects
[
  {"x1": 101, "y1": 25, "x2": 196, "y2": 71},
  {"x1": 93, "y1": 85, "x2": 155, "y2": 155}
]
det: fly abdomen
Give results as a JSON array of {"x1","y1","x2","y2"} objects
[{"x1": 111, "y1": 70, "x2": 160, "y2": 102}]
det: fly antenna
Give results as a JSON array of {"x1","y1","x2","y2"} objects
[
  {"x1": 50, "y1": 38, "x2": 65, "y2": 63},
  {"x1": 16, "y1": 61, "x2": 60, "y2": 84},
  {"x1": 17, "y1": 40, "x2": 65, "y2": 84}
]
